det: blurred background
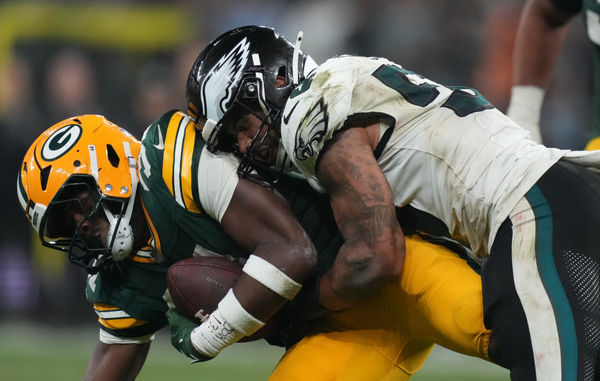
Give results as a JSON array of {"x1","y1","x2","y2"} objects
[{"x1": 0, "y1": 0, "x2": 591, "y2": 379}]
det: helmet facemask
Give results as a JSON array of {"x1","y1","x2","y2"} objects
[
  {"x1": 235, "y1": 110, "x2": 281, "y2": 185},
  {"x1": 219, "y1": 74, "x2": 286, "y2": 185},
  {"x1": 41, "y1": 175, "x2": 136, "y2": 274}
]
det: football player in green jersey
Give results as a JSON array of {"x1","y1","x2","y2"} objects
[
  {"x1": 18, "y1": 111, "x2": 493, "y2": 380},
  {"x1": 18, "y1": 112, "x2": 317, "y2": 377},
  {"x1": 508, "y1": 0, "x2": 600, "y2": 148},
  {"x1": 18, "y1": 115, "x2": 164, "y2": 379}
]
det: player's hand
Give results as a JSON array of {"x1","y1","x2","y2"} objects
[{"x1": 166, "y1": 309, "x2": 213, "y2": 362}]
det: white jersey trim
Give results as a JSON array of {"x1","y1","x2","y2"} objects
[
  {"x1": 95, "y1": 309, "x2": 131, "y2": 319},
  {"x1": 99, "y1": 329, "x2": 155, "y2": 344}
]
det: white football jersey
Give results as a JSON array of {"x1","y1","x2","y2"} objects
[{"x1": 280, "y1": 55, "x2": 582, "y2": 256}]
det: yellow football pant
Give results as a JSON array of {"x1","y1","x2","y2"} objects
[
  {"x1": 269, "y1": 235, "x2": 490, "y2": 381},
  {"x1": 586, "y1": 136, "x2": 600, "y2": 151}
]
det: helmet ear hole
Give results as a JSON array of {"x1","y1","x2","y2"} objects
[
  {"x1": 40, "y1": 166, "x2": 51, "y2": 191},
  {"x1": 277, "y1": 66, "x2": 287, "y2": 83},
  {"x1": 106, "y1": 144, "x2": 120, "y2": 168}
]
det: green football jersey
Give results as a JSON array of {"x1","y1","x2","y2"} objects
[
  {"x1": 85, "y1": 249, "x2": 169, "y2": 339},
  {"x1": 85, "y1": 109, "x2": 345, "y2": 342},
  {"x1": 138, "y1": 110, "x2": 247, "y2": 264},
  {"x1": 138, "y1": 109, "x2": 342, "y2": 271}
]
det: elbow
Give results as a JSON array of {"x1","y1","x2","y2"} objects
[
  {"x1": 282, "y1": 232, "x2": 318, "y2": 282},
  {"x1": 296, "y1": 229, "x2": 318, "y2": 272},
  {"x1": 298, "y1": 236, "x2": 318, "y2": 275}
]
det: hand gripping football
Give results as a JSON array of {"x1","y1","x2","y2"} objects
[{"x1": 166, "y1": 256, "x2": 275, "y2": 341}]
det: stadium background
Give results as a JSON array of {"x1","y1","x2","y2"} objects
[{"x1": 0, "y1": 0, "x2": 591, "y2": 379}]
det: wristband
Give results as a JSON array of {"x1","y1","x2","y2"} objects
[
  {"x1": 243, "y1": 255, "x2": 302, "y2": 300},
  {"x1": 506, "y1": 85, "x2": 545, "y2": 143},
  {"x1": 218, "y1": 289, "x2": 265, "y2": 334},
  {"x1": 190, "y1": 289, "x2": 264, "y2": 357}
]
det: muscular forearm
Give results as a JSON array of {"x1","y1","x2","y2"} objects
[
  {"x1": 231, "y1": 271, "x2": 296, "y2": 320},
  {"x1": 316, "y1": 126, "x2": 405, "y2": 311},
  {"x1": 513, "y1": 0, "x2": 574, "y2": 87},
  {"x1": 184, "y1": 251, "x2": 311, "y2": 359},
  {"x1": 319, "y1": 237, "x2": 405, "y2": 311},
  {"x1": 184, "y1": 178, "x2": 318, "y2": 359}
]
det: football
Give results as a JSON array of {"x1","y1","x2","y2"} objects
[
  {"x1": 166, "y1": 255, "x2": 276, "y2": 341},
  {"x1": 167, "y1": 256, "x2": 243, "y2": 323}
]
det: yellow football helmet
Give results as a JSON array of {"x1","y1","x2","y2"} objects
[{"x1": 17, "y1": 115, "x2": 141, "y2": 273}]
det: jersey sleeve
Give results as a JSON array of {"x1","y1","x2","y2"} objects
[
  {"x1": 196, "y1": 148, "x2": 240, "y2": 222},
  {"x1": 139, "y1": 110, "x2": 248, "y2": 263},
  {"x1": 280, "y1": 58, "x2": 355, "y2": 182},
  {"x1": 86, "y1": 258, "x2": 168, "y2": 343},
  {"x1": 281, "y1": 56, "x2": 408, "y2": 188},
  {"x1": 141, "y1": 109, "x2": 239, "y2": 223}
]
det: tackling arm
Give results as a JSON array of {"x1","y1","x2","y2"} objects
[
  {"x1": 315, "y1": 125, "x2": 405, "y2": 311},
  {"x1": 83, "y1": 342, "x2": 151, "y2": 381}
]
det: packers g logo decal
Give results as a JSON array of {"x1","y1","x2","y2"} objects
[{"x1": 41, "y1": 124, "x2": 82, "y2": 161}]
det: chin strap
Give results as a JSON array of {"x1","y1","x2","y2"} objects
[
  {"x1": 292, "y1": 31, "x2": 304, "y2": 85},
  {"x1": 101, "y1": 141, "x2": 138, "y2": 261}
]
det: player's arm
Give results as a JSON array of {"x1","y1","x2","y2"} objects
[
  {"x1": 221, "y1": 177, "x2": 318, "y2": 320},
  {"x1": 507, "y1": 0, "x2": 577, "y2": 141},
  {"x1": 167, "y1": 176, "x2": 317, "y2": 361},
  {"x1": 315, "y1": 124, "x2": 405, "y2": 311},
  {"x1": 83, "y1": 342, "x2": 150, "y2": 381},
  {"x1": 512, "y1": 0, "x2": 574, "y2": 88}
]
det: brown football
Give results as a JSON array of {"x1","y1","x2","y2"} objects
[{"x1": 166, "y1": 256, "x2": 276, "y2": 341}]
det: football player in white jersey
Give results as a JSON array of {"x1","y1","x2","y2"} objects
[{"x1": 186, "y1": 25, "x2": 600, "y2": 381}]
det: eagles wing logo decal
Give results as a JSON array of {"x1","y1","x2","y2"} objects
[
  {"x1": 200, "y1": 37, "x2": 251, "y2": 121},
  {"x1": 294, "y1": 98, "x2": 329, "y2": 161},
  {"x1": 41, "y1": 124, "x2": 82, "y2": 161}
]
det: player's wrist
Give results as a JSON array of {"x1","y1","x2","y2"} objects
[
  {"x1": 506, "y1": 85, "x2": 545, "y2": 143},
  {"x1": 165, "y1": 308, "x2": 211, "y2": 362},
  {"x1": 190, "y1": 289, "x2": 265, "y2": 358}
]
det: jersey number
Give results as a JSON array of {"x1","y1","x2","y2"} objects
[{"x1": 372, "y1": 64, "x2": 493, "y2": 117}]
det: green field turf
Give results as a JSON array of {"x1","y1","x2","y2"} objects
[{"x1": 0, "y1": 321, "x2": 509, "y2": 380}]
